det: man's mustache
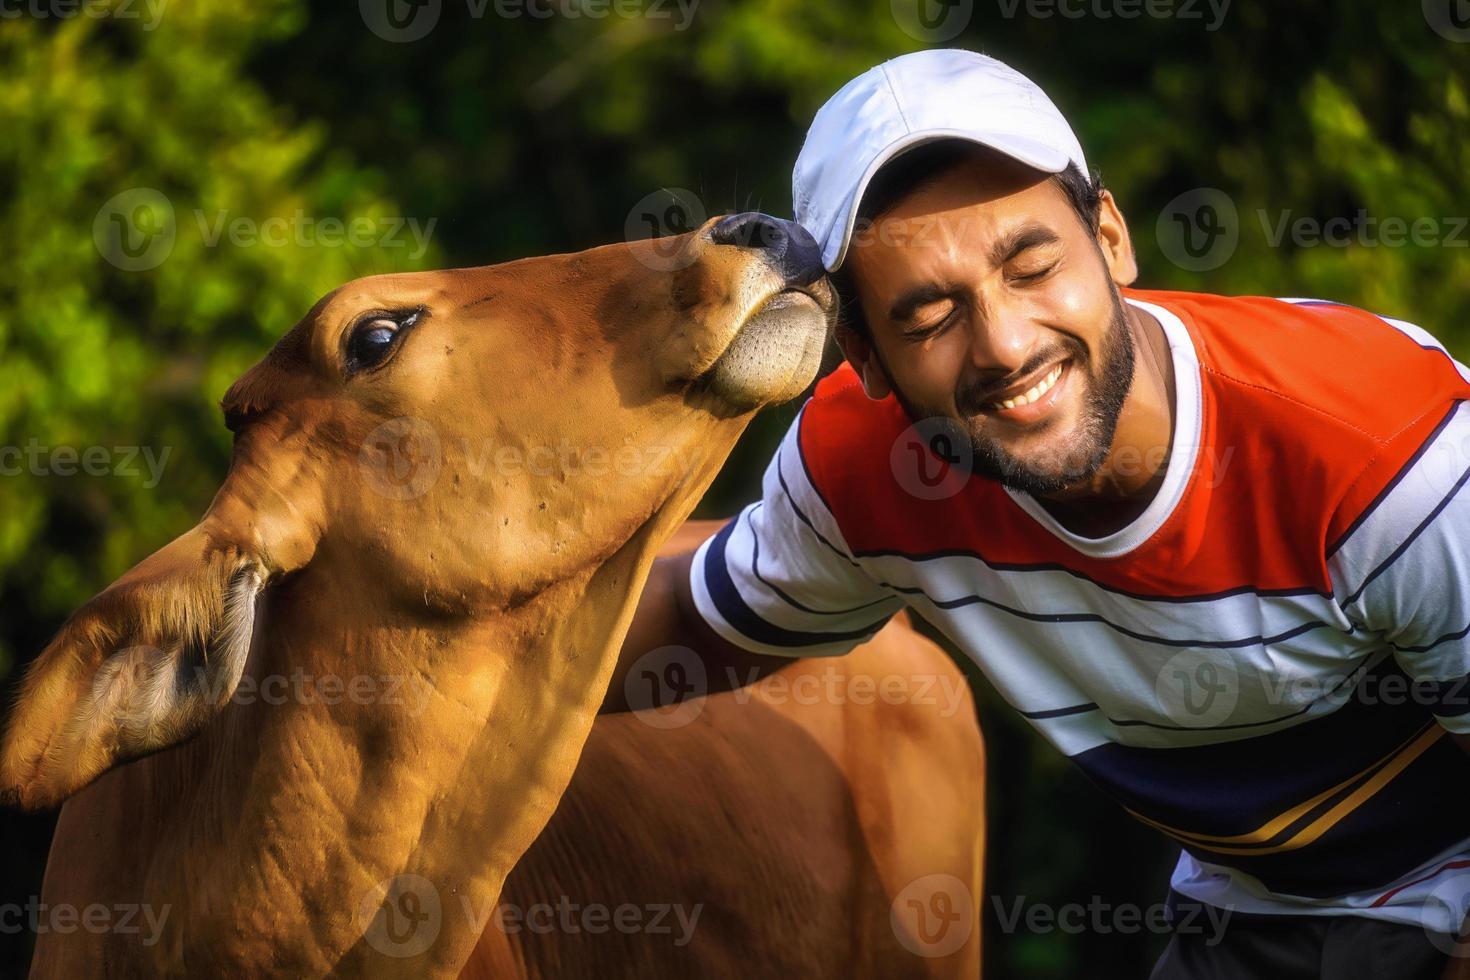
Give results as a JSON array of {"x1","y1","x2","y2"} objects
[{"x1": 956, "y1": 342, "x2": 1083, "y2": 415}]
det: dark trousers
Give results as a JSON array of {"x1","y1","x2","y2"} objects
[{"x1": 1150, "y1": 894, "x2": 1451, "y2": 980}]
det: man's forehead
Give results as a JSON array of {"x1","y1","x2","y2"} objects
[
  {"x1": 878, "y1": 161, "x2": 1067, "y2": 232},
  {"x1": 848, "y1": 177, "x2": 1072, "y2": 279}
]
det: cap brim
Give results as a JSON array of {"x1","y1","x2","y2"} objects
[{"x1": 824, "y1": 129, "x2": 1072, "y2": 271}]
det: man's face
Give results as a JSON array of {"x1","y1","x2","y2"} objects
[{"x1": 842, "y1": 152, "x2": 1140, "y2": 496}]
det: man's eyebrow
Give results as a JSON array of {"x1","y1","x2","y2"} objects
[{"x1": 988, "y1": 223, "x2": 1063, "y2": 268}]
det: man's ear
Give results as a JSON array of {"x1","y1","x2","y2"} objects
[
  {"x1": 1095, "y1": 189, "x2": 1139, "y2": 287},
  {"x1": 0, "y1": 524, "x2": 267, "y2": 810},
  {"x1": 835, "y1": 322, "x2": 893, "y2": 401}
]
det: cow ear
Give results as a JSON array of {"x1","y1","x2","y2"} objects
[{"x1": 0, "y1": 525, "x2": 266, "y2": 810}]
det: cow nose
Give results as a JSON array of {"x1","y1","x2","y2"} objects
[{"x1": 710, "y1": 212, "x2": 825, "y2": 288}]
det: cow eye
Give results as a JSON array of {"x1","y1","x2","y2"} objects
[{"x1": 346, "y1": 310, "x2": 420, "y2": 374}]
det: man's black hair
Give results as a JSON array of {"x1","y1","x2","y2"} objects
[{"x1": 833, "y1": 139, "x2": 1105, "y2": 338}]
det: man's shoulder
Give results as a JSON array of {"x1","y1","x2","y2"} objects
[
  {"x1": 799, "y1": 363, "x2": 912, "y2": 474},
  {"x1": 1131, "y1": 288, "x2": 1469, "y2": 447},
  {"x1": 1134, "y1": 288, "x2": 1470, "y2": 547}
]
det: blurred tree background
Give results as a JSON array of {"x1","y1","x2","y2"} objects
[{"x1": 2, "y1": 0, "x2": 1468, "y2": 975}]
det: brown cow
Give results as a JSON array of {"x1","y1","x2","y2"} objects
[{"x1": 1, "y1": 215, "x2": 983, "y2": 977}]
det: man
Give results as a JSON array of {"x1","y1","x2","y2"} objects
[{"x1": 611, "y1": 49, "x2": 1470, "y2": 978}]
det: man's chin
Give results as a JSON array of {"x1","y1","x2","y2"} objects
[
  {"x1": 966, "y1": 415, "x2": 1112, "y2": 495},
  {"x1": 973, "y1": 449, "x2": 1106, "y2": 497}
]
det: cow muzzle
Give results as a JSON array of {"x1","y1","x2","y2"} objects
[{"x1": 696, "y1": 212, "x2": 834, "y2": 410}]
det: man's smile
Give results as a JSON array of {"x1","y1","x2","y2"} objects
[{"x1": 979, "y1": 357, "x2": 1073, "y2": 425}]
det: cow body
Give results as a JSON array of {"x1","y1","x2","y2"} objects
[{"x1": 468, "y1": 615, "x2": 985, "y2": 979}]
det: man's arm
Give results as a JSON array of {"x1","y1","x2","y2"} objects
[{"x1": 599, "y1": 520, "x2": 799, "y2": 713}]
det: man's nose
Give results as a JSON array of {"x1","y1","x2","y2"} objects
[
  {"x1": 964, "y1": 303, "x2": 1047, "y2": 381},
  {"x1": 709, "y1": 212, "x2": 825, "y2": 288}
]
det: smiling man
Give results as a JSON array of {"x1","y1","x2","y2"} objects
[{"x1": 611, "y1": 49, "x2": 1470, "y2": 977}]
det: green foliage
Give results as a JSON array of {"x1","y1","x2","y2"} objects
[{"x1": 0, "y1": 1, "x2": 438, "y2": 674}]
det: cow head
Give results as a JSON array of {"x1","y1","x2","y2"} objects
[{"x1": 1, "y1": 214, "x2": 828, "y2": 923}]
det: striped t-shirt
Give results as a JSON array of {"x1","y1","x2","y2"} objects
[{"x1": 691, "y1": 288, "x2": 1470, "y2": 932}]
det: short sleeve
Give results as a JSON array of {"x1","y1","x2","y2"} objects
[
  {"x1": 1331, "y1": 399, "x2": 1470, "y2": 734},
  {"x1": 690, "y1": 410, "x2": 904, "y2": 657}
]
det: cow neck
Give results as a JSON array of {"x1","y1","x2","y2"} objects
[{"x1": 128, "y1": 510, "x2": 683, "y2": 976}]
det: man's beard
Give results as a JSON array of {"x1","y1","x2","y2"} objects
[{"x1": 888, "y1": 290, "x2": 1136, "y2": 497}]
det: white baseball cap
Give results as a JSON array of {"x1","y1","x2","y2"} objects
[{"x1": 793, "y1": 49, "x2": 1090, "y2": 271}]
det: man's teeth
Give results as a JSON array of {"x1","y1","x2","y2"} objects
[{"x1": 993, "y1": 364, "x2": 1064, "y2": 411}]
